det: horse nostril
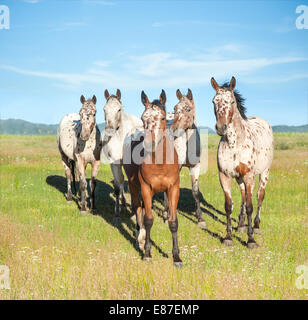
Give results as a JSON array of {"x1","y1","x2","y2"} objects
[{"x1": 223, "y1": 124, "x2": 227, "y2": 131}]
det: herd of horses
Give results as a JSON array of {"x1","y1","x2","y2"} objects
[{"x1": 57, "y1": 77, "x2": 274, "y2": 267}]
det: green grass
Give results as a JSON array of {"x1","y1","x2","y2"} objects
[{"x1": 0, "y1": 133, "x2": 307, "y2": 299}]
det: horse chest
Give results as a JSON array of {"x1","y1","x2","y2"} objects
[
  {"x1": 141, "y1": 164, "x2": 179, "y2": 193},
  {"x1": 218, "y1": 139, "x2": 255, "y2": 177}
]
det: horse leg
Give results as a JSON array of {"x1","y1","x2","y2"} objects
[
  {"x1": 167, "y1": 181, "x2": 182, "y2": 267},
  {"x1": 119, "y1": 166, "x2": 126, "y2": 208},
  {"x1": 110, "y1": 163, "x2": 122, "y2": 222},
  {"x1": 90, "y1": 160, "x2": 100, "y2": 213},
  {"x1": 236, "y1": 177, "x2": 246, "y2": 233},
  {"x1": 254, "y1": 168, "x2": 269, "y2": 234},
  {"x1": 129, "y1": 181, "x2": 144, "y2": 251},
  {"x1": 243, "y1": 173, "x2": 257, "y2": 248},
  {"x1": 141, "y1": 184, "x2": 153, "y2": 262},
  {"x1": 190, "y1": 165, "x2": 206, "y2": 229},
  {"x1": 219, "y1": 171, "x2": 233, "y2": 246},
  {"x1": 61, "y1": 157, "x2": 73, "y2": 203},
  {"x1": 77, "y1": 158, "x2": 87, "y2": 214},
  {"x1": 162, "y1": 192, "x2": 169, "y2": 221}
]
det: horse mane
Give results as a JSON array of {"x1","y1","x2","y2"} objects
[
  {"x1": 152, "y1": 99, "x2": 166, "y2": 112},
  {"x1": 221, "y1": 82, "x2": 247, "y2": 120}
]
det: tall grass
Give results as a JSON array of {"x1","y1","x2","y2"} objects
[{"x1": 0, "y1": 133, "x2": 307, "y2": 299}]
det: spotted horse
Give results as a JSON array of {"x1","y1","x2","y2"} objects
[
  {"x1": 211, "y1": 77, "x2": 274, "y2": 248},
  {"x1": 163, "y1": 89, "x2": 206, "y2": 229},
  {"x1": 57, "y1": 95, "x2": 102, "y2": 214}
]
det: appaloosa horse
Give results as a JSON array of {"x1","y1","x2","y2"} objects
[
  {"x1": 102, "y1": 89, "x2": 143, "y2": 222},
  {"x1": 124, "y1": 90, "x2": 182, "y2": 267},
  {"x1": 164, "y1": 89, "x2": 206, "y2": 229},
  {"x1": 57, "y1": 95, "x2": 102, "y2": 213},
  {"x1": 211, "y1": 77, "x2": 273, "y2": 248}
]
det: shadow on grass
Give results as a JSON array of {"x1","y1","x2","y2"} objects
[
  {"x1": 46, "y1": 175, "x2": 168, "y2": 259},
  {"x1": 152, "y1": 187, "x2": 247, "y2": 247}
]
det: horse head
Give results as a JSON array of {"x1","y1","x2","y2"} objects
[
  {"x1": 141, "y1": 89, "x2": 167, "y2": 153},
  {"x1": 103, "y1": 89, "x2": 122, "y2": 136},
  {"x1": 79, "y1": 95, "x2": 97, "y2": 141},
  {"x1": 211, "y1": 76, "x2": 238, "y2": 136},
  {"x1": 171, "y1": 88, "x2": 195, "y2": 137}
]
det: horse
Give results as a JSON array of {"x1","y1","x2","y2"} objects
[
  {"x1": 57, "y1": 95, "x2": 102, "y2": 213},
  {"x1": 211, "y1": 76, "x2": 274, "y2": 248},
  {"x1": 163, "y1": 88, "x2": 206, "y2": 229},
  {"x1": 124, "y1": 90, "x2": 182, "y2": 267},
  {"x1": 102, "y1": 89, "x2": 143, "y2": 222}
]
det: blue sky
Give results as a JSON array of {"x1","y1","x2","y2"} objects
[{"x1": 0, "y1": 0, "x2": 307, "y2": 127}]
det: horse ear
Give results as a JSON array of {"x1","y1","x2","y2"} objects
[
  {"x1": 141, "y1": 91, "x2": 150, "y2": 108},
  {"x1": 229, "y1": 76, "x2": 236, "y2": 90},
  {"x1": 104, "y1": 89, "x2": 110, "y2": 100},
  {"x1": 187, "y1": 88, "x2": 193, "y2": 101},
  {"x1": 116, "y1": 89, "x2": 121, "y2": 101},
  {"x1": 92, "y1": 95, "x2": 97, "y2": 104},
  {"x1": 80, "y1": 95, "x2": 86, "y2": 104},
  {"x1": 211, "y1": 77, "x2": 219, "y2": 91},
  {"x1": 160, "y1": 89, "x2": 166, "y2": 106},
  {"x1": 176, "y1": 89, "x2": 182, "y2": 100}
]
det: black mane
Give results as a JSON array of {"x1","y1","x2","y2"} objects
[
  {"x1": 221, "y1": 82, "x2": 247, "y2": 119},
  {"x1": 152, "y1": 99, "x2": 166, "y2": 112}
]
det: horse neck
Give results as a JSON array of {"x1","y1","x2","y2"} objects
[
  {"x1": 117, "y1": 110, "x2": 125, "y2": 139},
  {"x1": 226, "y1": 106, "x2": 246, "y2": 146}
]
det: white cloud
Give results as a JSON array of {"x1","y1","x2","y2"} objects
[{"x1": 1, "y1": 52, "x2": 307, "y2": 90}]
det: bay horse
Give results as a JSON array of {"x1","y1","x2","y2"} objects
[
  {"x1": 57, "y1": 95, "x2": 102, "y2": 213},
  {"x1": 123, "y1": 90, "x2": 182, "y2": 267},
  {"x1": 164, "y1": 89, "x2": 206, "y2": 229},
  {"x1": 211, "y1": 77, "x2": 273, "y2": 248},
  {"x1": 102, "y1": 89, "x2": 143, "y2": 222}
]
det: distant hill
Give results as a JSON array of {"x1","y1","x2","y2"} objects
[
  {"x1": 272, "y1": 124, "x2": 308, "y2": 133},
  {"x1": 0, "y1": 119, "x2": 106, "y2": 135},
  {"x1": 0, "y1": 119, "x2": 307, "y2": 135}
]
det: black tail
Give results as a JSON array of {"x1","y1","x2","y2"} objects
[{"x1": 69, "y1": 160, "x2": 77, "y2": 194}]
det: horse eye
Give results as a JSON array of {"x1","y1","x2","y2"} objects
[
  {"x1": 118, "y1": 109, "x2": 121, "y2": 112},
  {"x1": 186, "y1": 109, "x2": 191, "y2": 112},
  {"x1": 161, "y1": 118, "x2": 165, "y2": 120}
]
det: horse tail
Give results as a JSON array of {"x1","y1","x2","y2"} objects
[{"x1": 69, "y1": 160, "x2": 78, "y2": 193}]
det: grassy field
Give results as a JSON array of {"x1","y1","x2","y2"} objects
[{"x1": 0, "y1": 133, "x2": 307, "y2": 300}]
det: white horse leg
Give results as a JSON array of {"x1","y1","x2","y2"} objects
[
  {"x1": 90, "y1": 160, "x2": 100, "y2": 212},
  {"x1": 77, "y1": 158, "x2": 87, "y2": 214},
  {"x1": 111, "y1": 163, "x2": 122, "y2": 221},
  {"x1": 58, "y1": 143, "x2": 73, "y2": 203},
  {"x1": 190, "y1": 164, "x2": 205, "y2": 229},
  {"x1": 219, "y1": 171, "x2": 233, "y2": 246},
  {"x1": 236, "y1": 177, "x2": 246, "y2": 233},
  {"x1": 243, "y1": 173, "x2": 257, "y2": 248},
  {"x1": 254, "y1": 168, "x2": 270, "y2": 233},
  {"x1": 119, "y1": 166, "x2": 126, "y2": 208}
]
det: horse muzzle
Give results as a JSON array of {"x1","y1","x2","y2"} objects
[{"x1": 215, "y1": 123, "x2": 227, "y2": 136}]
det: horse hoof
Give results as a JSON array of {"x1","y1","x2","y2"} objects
[
  {"x1": 223, "y1": 239, "x2": 234, "y2": 246},
  {"x1": 91, "y1": 209, "x2": 98, "y2": 214},
  {"x1": 174, "y1": 261, "x2": 183, "y2": 268},
  {"x1": 237, "y1": 226, "x2": 246, "y2": 233},
  {"x1": 253, "y1": 228, "x2": 261, "y2": 234},
  {"x1": 113, "y1": 217, "x2": 121, "y2": 224},
  {"x1": 198, "y1": 221, "x2": 207, "y2": 230},
  {"x1": 144, "y1": 257, "x2": 152, "y2": 263},
  {"x1": 247, "y1": 241, "x2": 258, "y2": 249},
  {"x1": 80, "y1": 210, "x2": 88, "y2": 215},
  {"x1": 66, "y1": 200, "x2": 72, "y2": 204}
]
